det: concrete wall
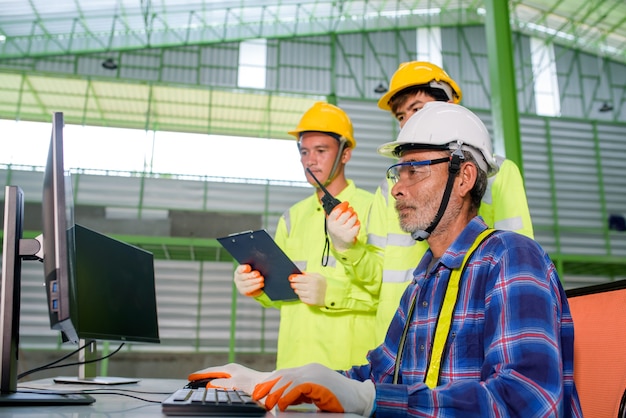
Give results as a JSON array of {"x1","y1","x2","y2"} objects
[
  {"x1": 17, "y1": 202, "x2": 262, "y2": 239},
  {"x1": 19, "y1": 350, "x2": 277, "y2": 382}
]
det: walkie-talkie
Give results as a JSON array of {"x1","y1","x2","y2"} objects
[{"x1": 306, "y1": 168, "x2": 341, "y2": 215}]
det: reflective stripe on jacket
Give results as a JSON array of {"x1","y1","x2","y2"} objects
[{"x1": 255, "y1": 179, "x2": 377, "y2": 370}]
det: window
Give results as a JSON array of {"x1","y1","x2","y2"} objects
[
  {"x1": 238, "y1": 39, "x2": 267, "y2": 89},
  {"x1": 530, "y1": 37, "x2": 561, "y2": 116},
  {"x1": 417, "y1": 27, "x2": 443, "y2": 67}
]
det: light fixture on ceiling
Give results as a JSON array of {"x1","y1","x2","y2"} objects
[
  {"x1": 374, "y1": 83, "x2": 388, "y2": 94},
  {"x1": 599, "y1": 101, "x2": 613, "y2": 112},
  {"x1": 102, "y1": 58, "x2": 118, "y2": 70}
]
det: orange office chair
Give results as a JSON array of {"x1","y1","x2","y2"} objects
[{"x1": 566, "y1": 280, "x2": 626, "y2": 418}]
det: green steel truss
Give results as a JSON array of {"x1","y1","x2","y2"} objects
[{"x1": 0, "y1": 1, "x2": 624, "y2": 64}]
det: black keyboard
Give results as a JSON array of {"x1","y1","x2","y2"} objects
[{"x1": 162, "y1": 386, "x2": 266, "y2": 416}]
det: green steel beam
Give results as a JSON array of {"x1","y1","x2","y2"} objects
[
  {"x1": 0, "y1": 8, "x2": 486, "y2": 59},
  {"x1": 457, "y1": 27, "x2": 491, "y2": 105},
  {"x1": 196, "y1": 261, "x2": 205, "y2": 351},
  {"x1": 544, "y1": 120, "x2": 562, "y2": 259},
  {"x1": 7, "y1": 229, "x2": 625, "y2": 279},
  {"x1": 591, "y1": 121, "x2": 611, "y2": 255},
  {"x1": 229, "y1": 275, "x2": 238, "y2": 362},
  {"x1": 484, "y1": 0, "x2": 524, "y2": 176},
  {"x1": 2, "y1": 3, "x2": 625, "y2": 65}
]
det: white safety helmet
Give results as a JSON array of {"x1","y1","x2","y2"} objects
[{"x1": 377, "y1": 102, "x2": 498, "y2": 177}]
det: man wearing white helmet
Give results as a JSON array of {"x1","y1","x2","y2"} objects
[
  {"x1": 326, "y1": 61, "x2": 534, "y2": 345},
  {"x1": 211, "y1": 103, "x2": 581, "y2": 417}
]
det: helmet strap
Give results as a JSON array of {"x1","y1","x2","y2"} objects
[
  {"x1": 411, "y1": 148, "x2": 464, "y2": 241},
  {"x1": 323, "y1": 138, "x2": 348, "y2": 187},
  {"x1": 429, "y1": 80, "x2": 455, "y2": 102}
]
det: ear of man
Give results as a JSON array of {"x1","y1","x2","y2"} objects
[
  {"x1": 456, "y1": 161, "x2": 478, "y2": 199},
  {"x1": 341, "y1": 146, "x2": 352, "y2": 164}
]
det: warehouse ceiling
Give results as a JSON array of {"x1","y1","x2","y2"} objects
[
  {"x1": 0, "y1": 0, "x2": 624, "y2": 135},
  {"x1": 0, "y1": 0, "x2": 623, "y2": 62}
]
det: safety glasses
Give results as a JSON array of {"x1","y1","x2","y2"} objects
[{"x1": 386, "y1": 156, "x2": 450, "y2": 186}]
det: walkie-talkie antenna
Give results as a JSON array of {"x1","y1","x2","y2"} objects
[{"x1": 306, "y1": 168, "x2": 341, "y2": 215}]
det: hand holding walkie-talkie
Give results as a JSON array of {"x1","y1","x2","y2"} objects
[
  {"x1": 306, "y1": 168, "x2": 342, "y2": 215},
  {"x1": 306, "y1": 168, "x2": 360, "y2": 252}
]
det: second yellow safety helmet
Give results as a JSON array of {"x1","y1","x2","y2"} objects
[
  {"x1": 288, "y1": 101, "x2": 356, "y2": 148},
  {"x1": 377, "y1": 61, "x2": 462, "y2": 111}
]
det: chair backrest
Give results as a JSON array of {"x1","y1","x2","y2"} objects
[{"x1": 567, "y1": 280, "x2": 626, "y2": 418}]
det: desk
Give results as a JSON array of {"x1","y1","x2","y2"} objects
[{"x1": 4, "y1": 378, "x2": 357, "y2": 417}]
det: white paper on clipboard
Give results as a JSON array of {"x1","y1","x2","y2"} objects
[{"x1": 217, "y1": 229, "x2": 299, "y2": 301}]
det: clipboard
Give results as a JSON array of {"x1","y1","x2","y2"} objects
[{"x1": 217, "y1": 229, "x2": 300, "y2": 301}]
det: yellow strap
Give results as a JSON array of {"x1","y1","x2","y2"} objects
[{"x1": 424, "y1": 228, "x2": 494, "y2": 389}]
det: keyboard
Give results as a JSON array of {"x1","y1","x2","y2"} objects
[{"x1": 162, "y1": 386, "x2": 266, "y2": 416}]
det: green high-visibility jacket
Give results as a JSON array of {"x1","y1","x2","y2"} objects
[
  {"x1": 255, "y1": 179, "x2": 378, "y2": 370},
  {"x1": 331, "y1": 157, "x2": 534, "y2": 345}
]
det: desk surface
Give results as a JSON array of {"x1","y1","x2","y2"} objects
[{"x1": 5, "y1": 377, "x2": 356, "y2": 417}]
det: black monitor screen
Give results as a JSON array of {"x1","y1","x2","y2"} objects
[{"x1": 72, "y1": 224, "x2": 159, "y2": 343}]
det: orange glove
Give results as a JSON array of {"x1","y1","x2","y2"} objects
[
  {"x1": 233, "y1": 264, "x2": 264, "y2": 297},
  {"x1": 288, "y1": 272, "x2": 327, "y2": 306},
  {"x1": 326, "y1": 201, "x2": 360, "y2": 252},
  {"x1": 188, "y1": 363, "x2": 272, "y2": 396},
  {"x1": 252, "y1": 363, "x2": 375, "y2": 416}
]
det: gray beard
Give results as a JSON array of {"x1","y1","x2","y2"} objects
[
  {"x1": 397, "y1": 197, "x2": 440, "y2": 235},
  {"x1": 398, "y1": 194, "x2": 462, "y2": 239}
]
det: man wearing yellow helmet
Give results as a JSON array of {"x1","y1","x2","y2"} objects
[
  {"x1": 229, "y1": 101, "x2": 378, "y2": 370},
  {"x1": 378, "y1": 61, "x2": 463, "y2": 117},
  {"x1": 326, "y1": 61, "x2": 534, "y2": 344}
]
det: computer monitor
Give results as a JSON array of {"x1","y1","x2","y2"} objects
[
  {"x1": 42, "y1": 112, "x2": 79, "y2": 344},
  {"x1": 53, "y1": 223, "x2": 160, "y2": 385},
  {"x1": 0, "y1": 112, "x2": 160, "y2": 404},
  {"x1": 71, "y1": 223, "x2": 160, "y2": 344}
]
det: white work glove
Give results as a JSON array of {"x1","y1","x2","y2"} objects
[
  {"x1": 188, "y1": 363, "x2": 272, "y2": 395},
  {"x1": 326, "y1": 201, "x2": 360, "y2": 252},
  {"x1": 288, "y1": 272, "x2": 327, "y2": 306},
  {"x1": 252, "y1": 363, "x2": 375, "y2": 416},
  {"x1": 234, "y1": 264, "x2": 264, "y2": 297}
]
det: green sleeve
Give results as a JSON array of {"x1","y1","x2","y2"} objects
[
  {"x1": 487, "y1": 158, "x2": 534, "y2": 239},
  {"x1": 324, "y1": 188, "x2": 383, "y2": 312}
]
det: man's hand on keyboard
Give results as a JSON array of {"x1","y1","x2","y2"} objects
[
  {"x1": 188, "y1": 363, "x2": 272, "y2": 396},
  {"x1": 251, "y1": 363, "x2": 375, "y2": 416}
]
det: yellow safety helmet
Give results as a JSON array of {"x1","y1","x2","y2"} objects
[
  {"x1": 288, "y1": 101, "x2": 356, "y2": 148},
  {"x1": 377, "y1": 61, "x2": 462, "y2": 111}
]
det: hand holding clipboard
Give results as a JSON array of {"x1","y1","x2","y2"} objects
[{"x1": 218, "y1": 230, "x2": 299, "y2": 301}]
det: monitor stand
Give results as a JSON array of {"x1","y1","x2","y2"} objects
[
  {"x1": 0, "y1": 191, "x2": 95, "y2": 406},
  {"x1": 54, "y1": 340, "x2": 139, "y2": 385},
  {"x1": 0, "y1": 391, "x2": 96, "y2": 405}
]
